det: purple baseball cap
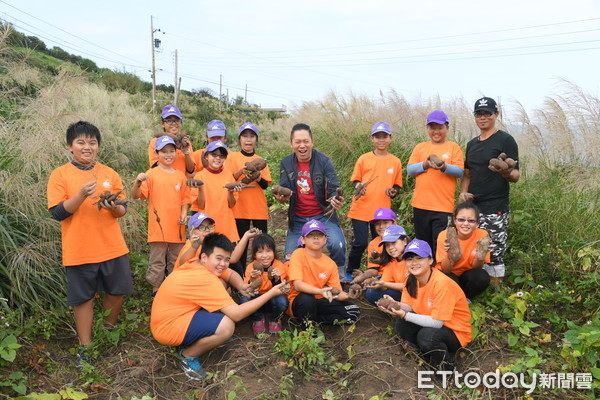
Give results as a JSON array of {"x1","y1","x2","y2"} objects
[
  {"x1": 426, "y1": 110, "x2": 449, "y2": 125},
  {"x1": 188, "y1": 212, "x2": 215, "y2": 231},
  {"x1": 378, "y1": 225, "x2": 407, "y2": 246},
  {"x1": 238, "y1": 122, "x2": 258, "y2": 136},
  {"x1": 402, "y1": 239, "x2": 433, "y2": 258},
  {"x1": 207, "y1": 120, "x2": 227, "y2": 138},
  {"x1": 370, "y1": 208, "x2": 397, "y2": 223},
  {"x1": 154, "y1": 135, "x2": 177, "y2": 151},
  {"x1": 161, "y1": 105, "x2": 182, "y2": 119},
  {"x1": 205, "y1": 140, "x2": 228, "y2": 155},
  {"x1": 474, "y1": 97, "x2": 498, "y2": 113},
  {"x1": 301, "y1": 219, "x2": 326, "y2": 236},
  {"x1": 371, "y1": 121, "x2": 392, "y2": 136}
]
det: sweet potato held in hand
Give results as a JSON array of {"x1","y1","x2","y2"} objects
[{"x1": 271, "y1": 185, "x2": 292, "y2": 197}]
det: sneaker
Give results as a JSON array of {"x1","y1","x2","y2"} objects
[
  {"x1": 252, "y1": 318, "x2": 266, "y2": 335},
  {"x1": 268, "y1": 321, "x2": 282, "y2": 333},
  {"x1": 76, "y1": 346, "x2": 90, "y2": 368},
  {"x1": 344, "y1": 272, "x2": 353, "y2": 282},
  {"x1": 179, "y1": 349, "x2": 206, "y2": 380}
]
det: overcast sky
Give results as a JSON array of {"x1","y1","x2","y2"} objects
[{"x1": 1, "y1": 0, "x2": 599, "y2": 114}]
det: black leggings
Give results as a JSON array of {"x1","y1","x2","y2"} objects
[
  {"x1": 395, "y1": 318, "x2": 461, "y2": 371},
  {"x1": 235, "y1": 218, "x2": 268, "y2": 268},
  {"x1": 291, "y1": 293, "x2": 360, "y2": 326},
  {"x1": 446, "y1": 269, "x2": 490, "y2": 299}
]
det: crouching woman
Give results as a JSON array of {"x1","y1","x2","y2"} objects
[{"x1": 379, "y1": 239, "x2": 472, "y2": 372}]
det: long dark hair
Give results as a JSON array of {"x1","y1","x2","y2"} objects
[
  {"x1": 379, "y1": 236, "x2": 407, "y2": 266},
  {"x1": 405, "y1": 254, "x2": 435, "y2": 299}
]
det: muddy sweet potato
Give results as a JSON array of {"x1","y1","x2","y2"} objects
[
  {"x1": 377, "y1": 298, "x2": 401, "y2": 310},
  {"x1": 368, "y1": 251, "x2": 383, "y2": 265},
  {"x1": 267, "y1": 266, "x2": 274, "y2": 280},
  {"x1": 324, "y1": 187, "x2": 344, "y2": 216},
  {"x1": 248, "y1": 277, "x2": 263, "y2": 292},
  {"x1": 186, "y1": 179, "x2": 204, "y2": 188},
  {"x1": 363, "y1": 277, "x2": 378, "y2": 286},
  {"x1": 330, "y1": 287, "x2": 341, "y2": 296},
  {"x1": 352, "y1": 268, "x2": 378, "y2": 284},
  {"x1": 427, "y1": 154, "x2": 444, "y2": 168},
  {"x1": 244, "y1": 158, "x2": 267, "y2": 172},
  {"x1": 353, "y1": 176, "x2": 378, "y2": 200},
  {"x1": 93, "y1": 190, "x2": 127, "y2": 210},
  {"x1": 223, "y1": 182, "x2": 255, "y2": 191},
  {"x1": 446, "y1": 228, "x2": 462, "y2": 264},
  {"x1": 348, "y1": 283, "x2": 363, "y2": 298},
  {"x1": 271, "y1": 185, "x2": 293, "y2": 197},
  {"x1": 475, "y1": 235, "x2": 491, "y2": 261},
  {"x1": 252, "y1": 262, "x2": 264, "y2": 272},
  {"x1": 241, "y1": 169, "x2": 261, "y2": 184}
]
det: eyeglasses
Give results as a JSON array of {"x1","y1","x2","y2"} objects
[
  {"x1": 473, "y1": 112, "x2": 493, "y2": 118},
  {"x1": 163, "y1": 119, "x2": 181, "y2": 124},
  {"x1": 195, "y1": 225, "x2": 215, "y2": 232},
  {"x1": 455, "y1": 218, "x2": 478, "y2": 224}
]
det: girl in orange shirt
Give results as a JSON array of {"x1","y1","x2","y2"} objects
[
  {"x1": 379, "y1": 239, "x2": 472, "y2": 372},
  {"x1": 236, "y1": 234, "x2": 289, "y2": 336},
  {"x1": 436, "y1": 202, "x2": 491, "y2": 299}
]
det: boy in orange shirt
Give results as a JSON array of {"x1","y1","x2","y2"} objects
[
  {"x1": 133, "y1": 135, "x2": 191, "y2": 294},
  {"x1": 287, "y1": 220, "x2": 360, "y2": 326},
  {"x1": 379, "y1": 239, "x2": 472, "y2": 372},
  {"x1": 347, "y1": 121, "x2": 403, "y2": 281},
  {"x1": 151, "y1": 233, "x2": 289, "y2": 380},
  {"x1": 407, "y1": 110, "x2": 464, "y2": 253},
  {"x1": 148, "y1": 105, "x2": 195, "y2": 175},
  {"x1": 47, "y1": 121, "x2": 133, "y2": 365}
]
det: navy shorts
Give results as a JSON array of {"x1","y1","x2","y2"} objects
[
  {"x1": 181, "y1": 309, "x2": 225, "y2": 347},
  {"x1": 65, "y1": 254, "x2": 134, "y2": 306}
]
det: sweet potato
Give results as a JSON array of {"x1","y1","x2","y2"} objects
[
  {"x1": 248, "y1": 277, "x2": 263, "y2": 292},
  {"x1": 427, "y1": 154, "x2": 444, "y2": 168},
  {"x1": 488, "y1": 153, "x2": 516, "y2": 173},
  {"x1": 252, "y1": 262, "x2": 264, "y2": 272},
  {"x1": 324, "y1": 187, "x2": 344, "y2": 216},
  {"x1": 244, "y1": 158, "x2": 267, "y2": 172},
  {"x1": 352, "y1": 268, "x2": 378, "y2": 284},
  {"x1": 446, "y1": 228, "x2": 462, "y2": 264},
  {"x1": 93, "y1": 190, "x2": 127, "y2": 210},
  {"x1": 475, "y1": 235, "x2": 491, "y2": 261},
  {"x1": 267, "y1": 266, "x2": 274, "y2": 280},
  {"x1": 223, "y1": 182, "x2": 255, "y2": 191},
  {"x1": 353, "y1": 176, "x2": 378, "y2": 200},
  {"x1": 330, "y1": 287, "x2": 341, "y2": 296},
  {"x1": 271, "y1": 185, "x2": 292, "y2": 197},
  {"x1": 363, "y1": 277, "x2": 378, "y2": 286},
  {"x1": 185, "y1": 179, "x2": 204, "y2": 188},
  {"x1": 368, "y1": 251, "x2": 383, "y2": 265},
  {"x1": 377, "y1": 298, "x2": 401, "y2": 310},
  {"x1": 348, "y1": 283, "x2": 363, "y2": 298},
  {"x1": 241, "y1": 169, "x2": 261, "y2": 184},
  {"x1": 384, "y1": 187, "x2": 398, "y2": 197}
]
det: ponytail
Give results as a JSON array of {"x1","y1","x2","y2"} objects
[{"x1": 406, "y1": 274, "x2": 418, "y2": 298}]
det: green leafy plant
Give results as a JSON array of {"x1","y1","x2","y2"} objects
[{"x1": 274, "y1": 322, "x2": 328, "y2": 373}]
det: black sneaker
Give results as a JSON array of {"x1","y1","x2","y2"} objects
[{"x1": 76, "y1": 346, "x2": 91, "y2": 368}]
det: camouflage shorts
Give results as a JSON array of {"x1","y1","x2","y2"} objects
[{"x1": 478, "y1": 212, "x2": 509, "y2": 278}]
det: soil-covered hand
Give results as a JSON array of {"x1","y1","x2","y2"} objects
[{"x1": 384, "y1": 187, "x2": 398, "y2": 198}]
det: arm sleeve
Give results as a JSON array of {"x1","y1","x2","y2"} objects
[
  {"x1": 49, "y1": 203, "x2": 72, "y2": 221},
  {"x1": 323, "y1": 156, "x2": 340, "y2": 198},
  {"x1": 407, "y1": 162, "x2": 425, "y2": 176},
  {"x1": 503, "y1": 135, "x2": 520, "y2": 170},
  {"x1": 279, "y1": 160, "x2": 293, "y2": 190},
  {"x1": 257, "y1": 178, "x2": 268, "y2": 189},
  {"x1": 404, "y1": 312, "x2": 445, "y2": 328},
  {"x1": 442, "y1": 164, "x2": 463, "y2": 178}
]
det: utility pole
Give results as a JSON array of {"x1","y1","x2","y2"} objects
[
  {"x1": 173, "y1": 49, "x2": 178, "y2": 105},
  {"x1": 219, "y1": 74, "x2": 223, "y2": 102},
  {"x1": 244, "y1": 84, "x2": 248, "y2": 105},
  {"x1": 150, "y1": 16, "x2": 163, "y2": 114}
]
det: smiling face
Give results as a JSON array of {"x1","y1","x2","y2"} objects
[
  {"x1": 239, "y1": 131, "x2": 257, "y2": 153},
  {"x1": 67, "y1": 134, "x2": 99, "y2": 165},
  {"x1": 474, "y1": 111, "x2": 498, "y2": 131},
  {"x1": 370, "y1": 131, "x2": 392, "y2": 151},
  {"x1": 191, "y1": 220, "x2": 215, "y2": 242},
  {"x1": 200, "y1": 247, "x2": 231, "y2": 277},
  {"x1": 161, "y1": 117, "x2": 182, "y2": 135},
  {"x1": 404, "y1": 254, "x2": 433, "y2": 278},
  {"x1": 156, "y1": 144, "x2": 177, "y2": 166},
  {"x1": 454, "y1": 208, "x2": 479, "y2": 238},
  {"x1": 255, "y1": 246, "x2": 275, "y2": 267},
  {"x1": 291, "y1": 129, "x2": 313, "y2": 162},
  {"x1": 374, "y1": 220, "x2": 394, "y2": 237},
  {"x1": 426, "y1": 123, "x2": 448, "y2": 144},
  {"x1": 384, "y1": 238, "x2": 407, "y2": 259},
  {"x1": 205, "y1": 149, "x2": 227, "y2": 170}
]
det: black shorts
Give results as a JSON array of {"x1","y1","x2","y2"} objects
[{"x1": 65, "y1": 254, "x2": 134, "y2": 306}]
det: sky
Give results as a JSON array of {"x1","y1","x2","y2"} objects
[{"x1": 1, "y1": 0, "x2": 599, "y2": 115}]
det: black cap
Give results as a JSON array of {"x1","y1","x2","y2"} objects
[{"x1": 474, "y1": 97, "x2": 498, "y2": 113}]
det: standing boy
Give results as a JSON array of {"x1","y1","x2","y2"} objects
[
  {"x1": 151, "y1": 233, "x2": 289, "y2": 380},
  {"x1": 148, "y1": 105, "x2": 195, "y2": 176},
  {"x1": 47, "y1": 121, "x2": 133, "y2": 365},
  {"x1": 287, "y1": 220, "x2": 360, "y2": 326},
  {"x1": 460, "y1": 98, "x2": 520, "y2": 285},
  {"x1": 407, "y1": 110, "x2": 464, "y2": 253},
  {"x1": 133, "y1": 135, "x2": 191, "y2": 294},
  {"x1": 347, "y1": 121, "x2": 403, "y2": 280}
]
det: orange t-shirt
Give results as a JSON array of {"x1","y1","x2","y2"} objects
[
  {"x1": 139, "y1": 167, "x2": 190, "y2": 243},
  {"x1": 347, "y1": 152, "x2": 403, "y2": 222},
  {"x1": 150, "y1": 262, "x2": 236, "y2": 346},
  {"x1": 228, "y1": 152, "x2": 272, "y2": 220},
  {"x1": 189, "y1": 169, "x2": 240, "y2": 242},
  {"x1": 381, "y1": 258, "x2": 409, "y2": 284},
  {"x1": 402, "y1": 268, "x2": 472, "y2": 347},
  {"x1": 47, "y1": 162, "x2": 129, "y2": 266},
  {"x1": 243, "y1": 259, "x2": 288, "y2": 294},
  {"x1": 286, "y1": 248, "x2": 341, "y2": 316},
  {"x1": 148, "y1": 137, "x2": 193, "y2": 175},
  {"x1": 173, "y1": 240, "x2": 201, "y2": 270},
  {"x1": 367, "y1": 236, "x2": 383, "y2": 273},
  {"x1": 408, "y1": 141, "x2": 464, "y2": 213},
  {"x1": 436, "y1": 228, "x2": 491, "y2": 276}
]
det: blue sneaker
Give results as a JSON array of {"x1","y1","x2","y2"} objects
[
  {"x1": 179, "y1": 349, "x2": 206, "y2": 380},
  {"x1": 344, "y1": 272, "x2": 353, "y2": 282}
]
